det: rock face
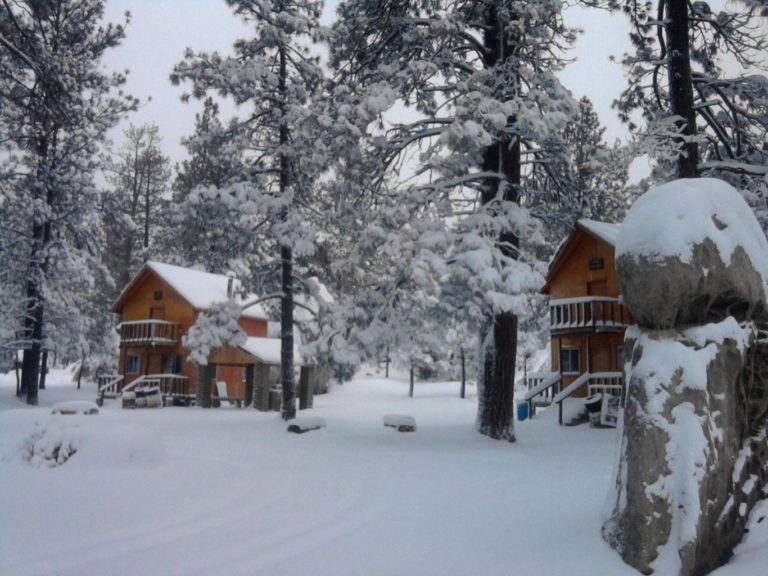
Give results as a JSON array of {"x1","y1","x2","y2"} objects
[
  {"x1": 616, "y1": 178, "x2": 768, "y2": 330},
  {"x1": 605, "y1": 178, "x2": 768, "y2": 576}
]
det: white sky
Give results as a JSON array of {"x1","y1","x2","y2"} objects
[{"x1": 102, "y1": 0, "x2": 641, "y2": 173}]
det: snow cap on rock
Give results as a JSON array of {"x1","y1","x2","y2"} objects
[{"x1": 616, "y1": 178, "x2": 768, "y2": 328}]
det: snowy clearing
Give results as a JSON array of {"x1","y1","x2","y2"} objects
[{"x1": 1, "y1": 368, "x2": 766, "y2": 576}]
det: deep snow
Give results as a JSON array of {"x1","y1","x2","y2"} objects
[{"x1": 1, "y1": 368, "x2": 766, "y2": 576}]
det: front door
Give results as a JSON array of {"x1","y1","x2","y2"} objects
[{"x1": 148, "y1": 353, "x2": 163, "y2": 375}]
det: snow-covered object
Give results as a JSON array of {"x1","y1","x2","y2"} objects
[
  {"x1": 51, "y1": 401, "x2": 99, "y2": 415},
  {"x1": 604, "y1": 319, "x2": 768, "y2": 576},
  {"x1": 286, "y1": 417, "x2": 326, "y2": 434},
  {"x1": 616, "y1": 178, "x2": 768, "y2": 328},
  {"x1": 578, "y1": 219, "x2": 620, "y2": 247},
  {"x1": 383, "y1": 414, "x2": 417, "y2": 432},
  {"x1": 239, "y1": 337, "x2": 305, "y2": 367}
]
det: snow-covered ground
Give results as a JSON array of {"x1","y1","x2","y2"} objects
[{"x1": 1, "y1": 368, "x2": 766, "y2": 576}]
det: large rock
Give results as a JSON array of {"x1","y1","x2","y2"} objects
[
  {"x1": 616, "y1": 178, "x2": 768, "y2": 329},
  {"x1": 603, "y1": 320, "x2": 768, "y2": 576}
]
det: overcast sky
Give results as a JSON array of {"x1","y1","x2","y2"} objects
[{"x1": 102, "y1": 0, "x2": 640, "y2": 172}]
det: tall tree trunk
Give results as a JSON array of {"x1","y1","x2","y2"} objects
[
  {"x1": 474, "y1": 5, "x2": 520, "y2": 441},
  {"x1": 278, "y1": 44, "x2": 296, "y2": 421},
  {"x1": 39, "y1": 349, "x2": 48, "y2": 390},
  {"x1": 664, "y1": 0, "x2": 698, "y2": 178}
]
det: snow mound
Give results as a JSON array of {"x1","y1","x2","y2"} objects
[
  {"x1": 616, "y1": 178, "x2": 768, "y2": 284},
  {"x1": 20, "y1": 419, "x2": 167, "y2": 469},
  {"x1": 287, "y1": 417, "x2": 326, "y2": 434},
  {"x1": 51, "y1": 401, "x2": 99, "y2": 415}
]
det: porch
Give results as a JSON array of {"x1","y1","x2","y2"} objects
[{"x1": 119, "y1": 320, "x2": 180, "y2": 347}]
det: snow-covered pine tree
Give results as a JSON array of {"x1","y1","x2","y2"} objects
[
  {"x1": 102, "y1": 123, "x2": 172, "y2": 294},
  {"x1": 162, "y1": 98, "x2": 253, "y2": 272},
  {"x1": 330, "y1": 0, "x2": 577, "y2": 440},
  {"x1": 528, "y1": 96, "x2": 633, "y2": 246},
  {"x1": 0, "y1": 0, "x2": 136, "y2": 404},
  {"x1": 587, "y1": 0, "x2": 767, "y2": 185},
  {"x1": 172, "y1": 0, "x2": 327, "y2": 420}
]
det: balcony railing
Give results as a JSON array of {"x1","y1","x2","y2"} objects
[
  {"x1": 550, "y1": 296, "x2": 631, "y2": 333},
  {"x1": 119, "y1": 320, "x2": 179, "y2": 347}
]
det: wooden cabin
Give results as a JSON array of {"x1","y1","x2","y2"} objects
[
  {"x1": 524, "y1": 219, "x2": 632, "y2": 423},
  {"x1": 102, "y1": 261, "x2": 308, "y2": 408}
]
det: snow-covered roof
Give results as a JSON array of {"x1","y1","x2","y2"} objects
[
  {"x1": 577, "y1": 219, "x2": 621, "y2": 247},
  {"x1": 238, "y1": 337, "x2": 307, "y2": 366},
  {"x1": 113, "y1": 261, "x2": 267, "y2": 320}
]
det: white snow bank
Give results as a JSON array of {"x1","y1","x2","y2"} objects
[
  {"x1": 287, "y1": 416, "x2": 326, "y2": 433},
  {"x1": 383, "y1": 414, "x2": 417, "y2": 431},
  {"x1": 616, "y1": 178, "x2": 768, "y2": 283},
  {"x1": 51, "y1": 401, "x2": 99, "y2": 415},
  {"x1": 19, "y1": 418, "x2": 167, "y2": 469}
]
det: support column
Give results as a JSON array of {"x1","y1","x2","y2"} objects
[
  {"x1": 253, "y1": 363, "x2": 271, "y2": 411},
  {"x1": 299, "y1": 366, "x2": 314, "y2": 410},
  {"x1": 244, "y1": 364, "x2": 255, "y2": 408}
]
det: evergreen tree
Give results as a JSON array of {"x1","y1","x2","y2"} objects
[
  {"x1": 172, "y1": 0, "x2": 327, "y2": 420},
  {"x1": 330, "y1": 0, "x2": 578, "y2": 440},
  {"x1": 102, "y1": 123, "x2": 171, "y2": 294},
  {"x1": 588, "y1": 0, "x2": 768, "y2": 184},
  {"x1": 0, "y1": 0, "x2": 136, "y2": 403}
]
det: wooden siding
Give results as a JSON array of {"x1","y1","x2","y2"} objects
[{"x1": 545, "y1": 229, "x2": 621, "y2": 299}]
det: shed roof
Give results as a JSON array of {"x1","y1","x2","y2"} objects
[
  {"x1": 238, "y1": 337, "x2": 308, "y2": 367},
  {"x1": 112, "y1": 261, "x2": 267, "y2": 320}
]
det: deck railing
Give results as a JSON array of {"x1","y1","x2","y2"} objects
[
  {"x1": 119, "y1": 320, "x2": 179, "y2": 347},
  {"x1": 552, "y1": 371, "x2": 624, "y2": 425},
  {"x1": 522, "y1": 372, "x2": 562, "y2": 417},
  {"x1": 123, "y1": 373, "x2": 190, "y2": 397},
  {"x1": 549, "y1": 296, "x2": 631, "y2": 333}
]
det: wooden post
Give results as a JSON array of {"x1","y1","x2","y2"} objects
[
  {"x1": 197, "y1": 363, "x2": 216, "y2": 408},
  {"x1": 409, "y1": 365, "x2": 414, "y2": 397},
  {"x1": 253, "y1": 363, "x2": 271, "y2": 411},
  {"x1": 385, "y1": 346, "x2": 390, "y2": 378},
  {"x1": 299, "y1": 366, "x2": 314, "y2": 410},
  {"x1": 77, "y1": 352, "x2": 84, "y2": 390},
  {"x1": 244, "y1": 364, "x2": 255, "y2": 408},
  {"x1": 15, "y1": 358, "x2": 20, "y2": 397},
  {"x1": 460, "y1": 348, "x2": 466, "y2": 399}
]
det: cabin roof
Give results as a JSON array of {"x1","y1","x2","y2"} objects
[
  {"x1": 238, "y1": 337, "x2": 307, "y2": 366},
  {"x1": 542, "y1": 219, "x2": 621, "y2": 294},
  {"x1": 112, "y1": 261, "x2": 268, "y2": 320}
]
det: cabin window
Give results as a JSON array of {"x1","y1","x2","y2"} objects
[
  {"x1": 126, "y1": 354, "x2": 141, "y2": 374},
  {"x1": 559, "y1": 347, "x2": 580, "y2": 375},
  {"x1": 153, "y1": 290, "x2": 163, "y2": 301}
]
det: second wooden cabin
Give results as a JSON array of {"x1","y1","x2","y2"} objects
[{"x1": 524, "y1": 219, "x2": 633, "y2": 423}]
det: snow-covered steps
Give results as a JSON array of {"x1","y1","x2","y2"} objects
[
  {"x1": 383, "y1": 414, "x2": 417, "y2": 432},
  {"x1": 51, "y1": 401, "x2": 99, "y2": 416},
  {"x1": 287, "y1": 417, "x2": 327, "y2": 434}
]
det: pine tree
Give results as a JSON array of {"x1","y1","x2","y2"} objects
[
  {"x1": 0, "y1": 0, "x2": 136, "y2": 404},
  {"x1": 102, "y1": 123, "x2": 171, "y2": 294},
  {"x1": 330, "y1": 0, "x2": 577, "y2": 440},
  {"x1": 588, "y1": 0, "x2": 768, "y2": 183},
  {"x1": 172, "y1": 0, "x2": 327, "y2": 420}
]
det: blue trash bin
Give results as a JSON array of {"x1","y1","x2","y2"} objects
[{"x1": 517, "y1": 400, "x2": 529, "y2": 422}]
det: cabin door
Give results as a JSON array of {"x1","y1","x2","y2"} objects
[{"x1": 147, "y1": 353, "x2": 163, "y2": 375}]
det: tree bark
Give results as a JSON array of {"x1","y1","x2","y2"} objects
[
  {"x1": 39, "y1": 349, "x2": 48, "y2": 390},
  {"x1": 278, "y1": 44, "x2": 296, "y2": 421},
  {"x1": 474, "y1": 5, "x2": 521, "y2": 440},
  {"x1": 664, "y1": 0, "x2": 699, "y2": 178},
  {"x1": 476, "y1": 312, "x2": 518, "y2": 441}
]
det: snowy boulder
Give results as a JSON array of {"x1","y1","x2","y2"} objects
[
  {"x1": 616, "y1": 178, "x2": 768, "y2": 329},
  {"x1": 603, "y1": 320, "x2": 768, "y2": 576}
]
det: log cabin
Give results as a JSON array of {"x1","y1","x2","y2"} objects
[
  {"x1": 100, "y1": 261, "x2": 310, "y2": 409},
  {"x1": 524, "y1": 219, "x2": 632, "y2": 424}
]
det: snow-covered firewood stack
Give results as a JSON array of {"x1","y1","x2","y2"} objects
[{"x1": 603, "y1": 179, "x2": 768, "y2": 576}]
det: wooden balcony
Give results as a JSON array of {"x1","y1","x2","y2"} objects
[
  {"x1": 549, "y1": 297, "x2": 631, "y2": 335},
  {"x1": 119, "y1": 320, "x2": 179, "y2": 347}
]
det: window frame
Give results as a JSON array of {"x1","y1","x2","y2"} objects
[
  {"x1": 559, "y1": 346, "x2": 580, "y2": 375},
  {"x1": 126, "y1": 354, "x2": 141, "y2": 374}
]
